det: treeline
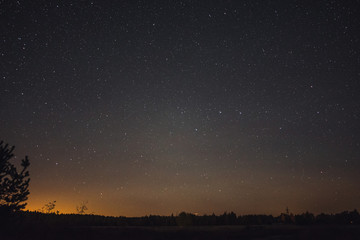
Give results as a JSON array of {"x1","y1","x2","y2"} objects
[{"x1": 3, "y1": 209, "x2": 360, "y2": 227}]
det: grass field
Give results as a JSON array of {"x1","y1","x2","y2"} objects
[{"x1": 3, "y1": 225, "x2": 360, "y2": 240}]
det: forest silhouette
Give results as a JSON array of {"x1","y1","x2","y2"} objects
[{"x1": 1, "y1": 140, "x2": 360, "y2": 239}]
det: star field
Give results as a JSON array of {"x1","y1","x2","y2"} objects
[{"x1": 1, "y1": 0, "x2": 360, "y2": 216}]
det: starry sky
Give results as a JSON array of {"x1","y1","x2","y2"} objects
[{"x1": 1, "y1": 0, "x2": 360, "y2": 217}]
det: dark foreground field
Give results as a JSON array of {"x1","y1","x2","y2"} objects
[{"x1": 3, "y1": 225, "x2": 360, "y2": 240}]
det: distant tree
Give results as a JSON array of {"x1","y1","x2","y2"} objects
[
  {"x1": 216, "y1": 212, "x2": 237, "y2": 225},
  {"x1": 295, "y1": 211, "x2": 315, "y2": 225},
  {"x1": 76, "y1": 201, "x2": 88, "y2": 214},
  {"x1": 176, "y1": 212, "x2": 195, "y2": 226},
  {"x1": 349, "y1": 209, "x2": 360, "y2": 224},
  {"x1": 0, "y1": 141, "x2": 30, "y2": 211},
  {"x1": 42, "y1": 200, "x2": 56, "y2": 213}
]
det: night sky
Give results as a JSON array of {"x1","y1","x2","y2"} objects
[{"x1": 1, "y1": 0, "x2": 360, "y2": 217}]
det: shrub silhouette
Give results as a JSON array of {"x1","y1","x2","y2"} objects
[{"x1": 0, "y1": 141, "x2": 30, "y2": 211}]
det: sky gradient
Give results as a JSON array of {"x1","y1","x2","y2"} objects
[{"x1": 1, "y1": 0, "x2": 360, "y2": 217}]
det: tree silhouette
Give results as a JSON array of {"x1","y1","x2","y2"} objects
[
  {"x1": 76, "y1": 200, "x2": 88, "y2": 214},
  {"x1": 41, "y1": 200, "x2": 56, "y2": 213},
  {"x1": 0, "y1": 141, "x2": 30, "y2": 211}
]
